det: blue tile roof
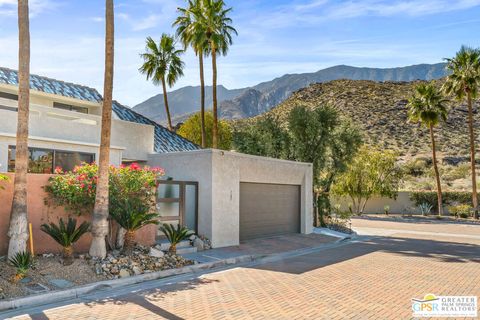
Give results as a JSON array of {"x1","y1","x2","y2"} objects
[
  {"x1": 112, "y1": 101, "x2": 200, "y2": 153},
  {"x1": 0, "y1": 67, "x2": 103, "y2": 103}
]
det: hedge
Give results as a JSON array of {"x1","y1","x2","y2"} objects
[{"x1": 410, "y1": 191, "x2": 478, "y2": 210}]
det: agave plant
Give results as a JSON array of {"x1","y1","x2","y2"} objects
[
  {"x1": 418, "y1": 203, "x2": 433, "y2": 216},
  {"x1": 110, "y1": 198, "x2": 159, "y2": 255},
  {"x1": 9, "y1": 251, "x2": 34, "y2": 282},
  {"x1": 40, "y1": 217, "x2": 90, "y2": 265},
  {"x1": 159, "y1": 223, "x2": 194, "y2": 254}
]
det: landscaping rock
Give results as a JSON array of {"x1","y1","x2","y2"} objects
[
  {"x1": 49, "y1": 278, "x2": 74, "y2": 289},
  {"x1": 25, "y1": 283, "x2": 49, "y2": 294},
  {"x1": 149, "y1": 247, "x2": 164, "y2": 258},
  {"x1": 193, "y1": 238, "x2": 205, "y2": 251},
  {"x1": 119, "y1": 269, "x2": 130, "y2": 278},
  {"x1": 0, "y1": 288, "x2": 5, "y2": 300}
]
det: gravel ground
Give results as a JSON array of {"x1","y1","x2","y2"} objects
[{"x1": 0, "y1": 255, "x2": 106, "y2": 300}]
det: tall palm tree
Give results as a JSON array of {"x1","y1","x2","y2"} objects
[
  {"x1": 8, "y1": 0, "x2": 30, "y2": 259},
  {"x1": 173, "y1": 0, "x2": 209, "y2": 148},
  {"x1": 194, "y1": 0, "x2": 237, "y2": 148},
  {"x1": 442, "y1": 46, "x2": 480, "y2": 219},
  {"x1": 90, "y1": 0, "x2": 114, "y2": 258},
  {"x1": 407, "y1": 83, "x2": 448, "y2": 216},
  {"x1": 139, "y1": 34, "x2": 184, "y2": 131}
]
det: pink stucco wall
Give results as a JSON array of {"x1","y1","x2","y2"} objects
[{"x1": 0, "y1": 174, "x2": 156, "y2": 255}]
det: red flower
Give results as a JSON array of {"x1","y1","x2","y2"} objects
[
  {"x1": 129, "y1": 163, "x2": 141, "y2": 171},
  {"x1": 54, "y1": 166, "x2": 63, "y2": 174}
]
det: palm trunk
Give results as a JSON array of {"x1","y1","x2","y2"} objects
[
  {"x1": 211, "y1": 46, "x2": 218, "y2": 149},
  {"x1": 123, "y1": 230, "x2": 135, "y2": 255},
  {"x1": 8, "y1": 0, "x2": 30, "y2": 260},
  {"x1": 429, "y1": 125, "x2": 443, "y2": 216},
  {"x1": 90, "y1": 0, "x2": 114, "y2": 259},
  {"x1": 467, "y1": 93, "x2": 479, "y2": 219},
  {"x1": 162, "y1": 77, "x2": 173, "y2": 131},
  {"x1": 199, "y1": 52, "x2": 206, "y2": 148},
  {"x1": 169, "y1": 243, "x2": 177, "y2": 255},
  {"x1": 62, "y1": 245, "x2": 74, "y2": 265}
]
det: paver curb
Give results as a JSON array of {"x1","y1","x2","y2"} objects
[{"x1": 0, "y1": 238, "x2": 354, "y2": 313}]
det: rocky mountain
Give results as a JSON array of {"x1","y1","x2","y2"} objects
[
  {"x1": 133, "y1": 63, "x2": 449, "y2": 123},
  {"x1": 244, "y1": 79, "x2": 480, "y2": 158}
]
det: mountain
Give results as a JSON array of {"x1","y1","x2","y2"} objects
[
  {"x1": 244, "y1": 79, "x2": 479, "y2": 158},
  {"x1": 133, "y1": 63, "x2": 449, "y2": 123}
]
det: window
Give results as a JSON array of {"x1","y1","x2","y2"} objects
[
  {"x1": 0, "y1": 91, "x2": 18, "y2": 101},
  {"x1": 8, "y1": 146, "x2": 95, "y2": 174},
  {"x1": 53, "y1": 102, "x2": 89, "y2": 114}
]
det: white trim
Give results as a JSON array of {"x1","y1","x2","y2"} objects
[{"x1": 0, "y1": 132, "x2": 125, "y2": 150}]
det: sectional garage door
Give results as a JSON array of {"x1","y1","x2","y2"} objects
[{"x1": 240, "y1": 182, "x2": 300, "y2": 241}]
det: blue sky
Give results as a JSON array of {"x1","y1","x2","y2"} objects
[{"x1": 0, "y1": 0, "x2": 480, "y2": 106}]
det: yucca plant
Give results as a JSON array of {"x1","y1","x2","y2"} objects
[
  {"x1": 9, "y1": 251, "x2": 34, "y2": 282},
  {"x1": 110, "y1": 198, "x2": 159, "y2": 255},
  {"x1": 40, "y1": 217, "x2": 90, "y2": 265},
  {"x1": 159, "y1": 223, "x2": 194, "y2": 254}
]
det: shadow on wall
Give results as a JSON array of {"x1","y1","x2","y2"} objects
[
  {"x1": 250, "y1": 236, "x2": 480, "y2": 275},
  {"x1": 0, "y1": 173, "x2": 156, "y2": 255}
]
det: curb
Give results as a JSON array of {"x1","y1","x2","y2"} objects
[
  {"x1": 0, "y1": 238, "x2": 356, "y2": 313},
  {"x1": 313, "y1": 227, "x2": 358, "y2": 240}
]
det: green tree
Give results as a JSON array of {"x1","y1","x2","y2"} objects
[
  {"x1": 442, "y1": 46, "x2": 480, "y2": 219},
  {"x1": 8, "y1": 0, "x2": 30, "y2": 259},
  {"x1": 332, "y1": 146, "x2": 403, "y2": 215},
  {"x1": 139, "y1": 34, "x2": 184, "y2": 131},
  {"x1": 407, "y1": 83, "x2": 448, "y2": 216},
  {"x1": 178, "y1": 111, "x2": 232, "y2": 150},
  {"x1": 232, "y1": 115, "x2": 291, "y2": 159},
  {"x1": 90, "y1": 0, "x2": 114, "y2": 259},
  {"x1": 192, "y1": 0, "x2": 237, "y2": 148},
  {"x1": 174, "y1": 0, "x2": 210, "y2": 148}
]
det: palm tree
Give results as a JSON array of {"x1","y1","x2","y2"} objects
[
  {"x1": 194, "y1": 0, "x2": 237, "y2": 148},
  {"x1": 407, "y1": 83, "x2": 448, "y2": 216},
  {"x1": 442, "y1": 46, "x2": 480, "y2": 219},
  {"x1": 173, "y1": 0, "x2": 209, "y2": 148},
  {"x1": 8, "y1": 0, "x2": 31, "y2": 260},
  {"x1": 90, "y1": 0, "x2": 114, "y2": 259},
  {"x1": 140, "y1": 34, "x2": 184, "y2": 131}
]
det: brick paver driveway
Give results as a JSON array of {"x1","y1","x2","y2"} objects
[{"x1": 6, "y1": 217, "x2": 480, "y2": 320}]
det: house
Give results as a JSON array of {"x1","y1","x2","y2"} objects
[
  {"x1": 0, "y1": 67, "x2": 198, "y2": 173},
  {"x1": 0, "y1": 67, "x2": 313, "y2": 250}
]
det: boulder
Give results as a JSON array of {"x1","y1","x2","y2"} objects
[
  {"x1": 119, "y1": 269, "x2": 130, "y2": 278},
  {"x1": 149, "y1": 247, "x2": 165, "y2": 258}
]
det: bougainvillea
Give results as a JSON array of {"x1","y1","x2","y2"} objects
[{"x1": 45, "y1": 163, "x2": 164, "y2": 215}]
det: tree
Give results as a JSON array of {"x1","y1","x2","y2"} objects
[
  {"x1": 140, "y1": 34, "x2": 184, "y2": 131},
  {"x1": 193, "y1": 0, "x2": 237, "y2": 148},
  {"x1": 288, "y1": 106, "x2": 362, "y2": 225},
  {"x1": 178, "y1": 111, "x2": 232, "y2": 150},
  {"x1": 8, "y1": 0, "x2": 30, "y2": 259},
  {"x1": 442, "y1": 46, "x2": 480, "y2": 219},
  {"x1": 233, "y1": 114, "x2": 291, "y2": 159},
  {"x1": 90, "y1": 0, "x2": 114, "y2": 259},
  {"x1": 174, "y1": 0, "x2": 209, "y2": 147},
  {"x1": 407, "y1": 83, "x2": 448, "y2": 216},
  {"x1": 332, "y1": 147, "x2": 403, "y2": 215}
]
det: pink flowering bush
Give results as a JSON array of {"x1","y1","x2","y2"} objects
[{"x1": 45, "y1": 163, "x2": 164, "y2": 215}]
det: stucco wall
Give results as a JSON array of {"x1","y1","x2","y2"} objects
[
  {"x1": 0, "y1": 174, "x2": 156, "y2": 255},
  {"x1": 331, "y1": 191, "x2": 419, "y2": 214},
  {"x1": 148, "y1": 149, "x2": 314, "y2": 248}
]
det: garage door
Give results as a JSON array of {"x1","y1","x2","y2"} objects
[{"x1": 240, "y1": 182, "x2": 300, "y2": 241}]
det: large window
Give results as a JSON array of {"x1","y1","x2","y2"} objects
[
  {"x1": 8, "y1": 146, "x2": 95, "y2": 174},
  {"x1": 0, "y1": 91, "x2": 18, "y2": 101},
  {"x1": 53, "y1": 102, "x2": 89, "y2": 114}
]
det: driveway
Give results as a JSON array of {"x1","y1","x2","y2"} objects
[{"x1": 5, "y1": 217, "x2": 480, "y2": 319}]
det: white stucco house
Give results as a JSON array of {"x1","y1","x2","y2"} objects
[{"x1": 0, "y1": 67, "x2": 313, "y2": 248}]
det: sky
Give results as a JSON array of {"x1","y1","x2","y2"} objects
[{"x1": 0, "y1": 0, "x2": 480, "y2": 106}]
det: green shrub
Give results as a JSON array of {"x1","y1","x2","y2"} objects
[
  {"x1": 159, "y1": 224, "x2": 194, "y2": 254},
  {"x1": 410, "y1": 191, "x2": 477, "y2": 211},
  {"x1": 0, "y1": 173, "x2": 9, "y2": 190},
  {"x1": 9, "y1": 251, "x2": 34, "y2": 282},
  {"x1": 403, "y1": 158, "x2": 430, "y2": 177},
  {"x1": 448, "y1": 204, "x2": 472, "y2": 219},
  {"x1": 40, "y1": 217, "x2": 90, "y2": 264}
]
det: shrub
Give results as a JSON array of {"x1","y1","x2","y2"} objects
[
  {"x1": 110, "y1": 198, "x2": 159, "y2": 255},
  {"x1": 40, "y1": 217, "x2": 90, "y2": 265},
  {"x1": 9, "y1": 251, "x2": 34, "y2": 282},
  {"x1": 410, "y1": 191, "x2": 478, "y2": 211},
  {"x1": 384, "y1": 205, "x2": 390, "y2": 215},
  {"x1": 448, "y1": 204, "x2": 472, "y2": 219},
  {"x1": 159, "y1": 224, "x2": 194, "y2": 254},
  {"x1": 0, "y1": 173, "x2": 9, "y2": 190}
]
